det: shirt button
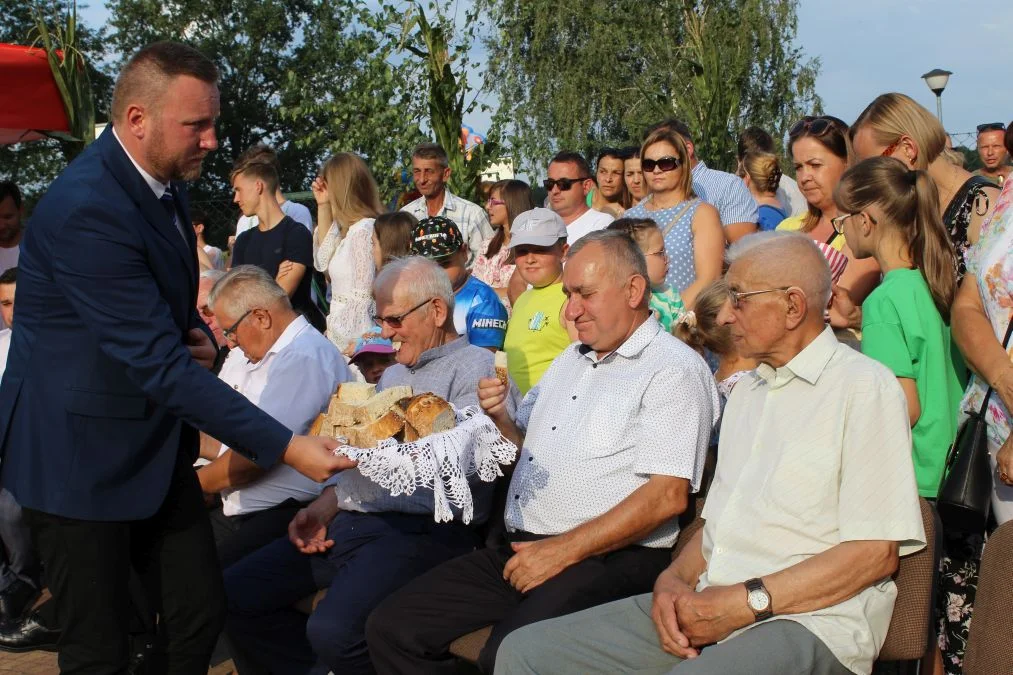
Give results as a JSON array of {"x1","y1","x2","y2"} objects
[
  {"x1": 551, "y1": 426, "x2": 556, "y2": 431},
  {"x1": 514, "y1": 495, "x2": 519, "y2": 500},
  {"x1": 571, "y1": 395, "x2": 577, "y2": 400},
  {"x1": 592, "y1": 363, "x2": 597, "y2": 369},
  {"x1": 233, "y1": 384, "x2": 239, "y2": 390},
  {"x1": 410, "y1": 369, "x2": 416, "y2": 374},
  {"x1": 528, "y1": 457, "x2": 533, "y2": 462}
]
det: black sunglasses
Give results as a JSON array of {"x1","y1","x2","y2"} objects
[
  {"x1": 543, "y1": 177, "x2": 588, "y2": 192},
  {"x1": 372, "y1": 298, "x2": 433, "y2": 328},
  {"x1": 789, "y1": 116, "x2": 849, "y2": 138},
  {"x1": 977, "y1": 122, "x2": 1006, "y2": 133},
  {"x1": 641, "y1": 156, "x2": 682, "y2": 173}
]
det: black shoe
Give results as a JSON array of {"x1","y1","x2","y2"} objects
[
  {"x1": 0, "y1": 579, "x2": 39, "y2": 620},
  {"x1": 0, "y1": 612, "x2": 60, "y2": 653}
]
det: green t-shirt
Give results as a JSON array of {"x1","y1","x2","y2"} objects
[
  {"x1": 649, "y1": 285, "x2": 686, "y2": 332},
  {"x1": 861, "y1": 268, "x2": 968, "y2": 497}
]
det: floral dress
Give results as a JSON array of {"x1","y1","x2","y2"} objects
[
  {"x1": 472, "y1": 241, "x2": 515, "y2": 310},
  {"x1": 935, "y1": 177, "x2": 1013, "y2": 674}
]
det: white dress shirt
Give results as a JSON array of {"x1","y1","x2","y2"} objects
[
  {"x1": 700, "y1": 327, "x2": 926, "y2": 675},
  {"x1": 216, "y1": 315, "x2": 351, "y2": 516},
  {"x1": 402, "y1": 190, "x2": 494, "y2": 266},
  {"x1": 505, "y1": 317, "x2": 719, "y2": 548},
  {"x1": 0, "y1": 328, "x2": 11, "y2": 380},
  {"x1": 565, "y1": 208, "x2": 614, "y2": 246}
]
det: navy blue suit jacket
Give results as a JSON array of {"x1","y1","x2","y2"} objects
[{"x1": 0, "y1": 127, "x2": 292, "y2": 521}]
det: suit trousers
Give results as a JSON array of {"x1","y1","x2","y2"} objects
[
  {"x1": 23, "y1": 452, "x2": 225, "y2": 675},
  {"x1": 209, "y1": 498, "x2": 305, "y2": 570},
  {"x1": 365, "y1": 539, "x2": 672, "y2": 674},
  {"x1": 0, "y1": 486, "x2": 38, "y2": 592},
  {"x1": 223, "y1": 510, "x2": 478, "y2": 675}
]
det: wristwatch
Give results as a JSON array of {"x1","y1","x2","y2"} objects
[{"x1": 745, "y1": 578, "x2": 773, "y2": 622}]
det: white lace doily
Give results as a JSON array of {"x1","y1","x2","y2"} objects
[{"x1": 333, "y1": 405, "x2": 517, "y2": 523}]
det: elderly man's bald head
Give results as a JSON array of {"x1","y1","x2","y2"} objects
[{"x1": 727, "y1": 232, "x2": 832, "y2": 312}]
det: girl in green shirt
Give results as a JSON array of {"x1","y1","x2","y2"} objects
[{"x1": 834, "y1": 157, "x2": 966, "y2": 498}]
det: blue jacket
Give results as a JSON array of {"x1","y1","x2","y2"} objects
[{"x1": 0, "y1": 127, "x2": 292, "y2": 521}]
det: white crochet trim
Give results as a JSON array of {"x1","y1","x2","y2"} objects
[{"x1": 333, "y1": 405, "x2": 517, "y2": 523}]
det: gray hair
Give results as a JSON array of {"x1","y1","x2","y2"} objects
[
  {"x1": 207, "y1": 265, "x2": 291, "y2": 317},
  {"x1": 373, "y1": 256, "x2": 455, "y2": 313},
  {"x1": 199, "y1": 268, "x2": 226, "y2": 283},
  {"x1": 726, "y1": 231, "x2": 832, "y2": 310},
  {"x1": 568, "y1": 228, "x2": 649, "y2": 284}
]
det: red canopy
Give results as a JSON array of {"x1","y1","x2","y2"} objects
[{"x1": 0, "y1": 42, "x2": 71, "y2": 144}]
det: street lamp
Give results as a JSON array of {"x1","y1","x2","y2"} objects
[{"x1": 921, "y1": 68, "x2": 952, "y2": 125}]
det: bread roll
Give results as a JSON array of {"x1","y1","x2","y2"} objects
[
  {"x1": 405, "y1": 394, "x2": 456, "y2": 437},
  {"x1": 309, "y1": 413, "x2": 325, "y2": 436},
  {"x1": 494, "y1": 351, "x2": 508, "y2": 386}
]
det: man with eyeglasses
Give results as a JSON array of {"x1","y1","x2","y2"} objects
[
  {"x1": 544, "y1": 151, "x2": 614, "y2": 245},
  {"x1": 495, "y1": 232, "x2": 925, "y2": 675},
  {"x1": 194, "y1": 265, "x2": 351, "y2": 568},
  {"x1": 224, "y1": 255, "x2": 517, "y2": 675},
  {"x1": 972, "y1": 122, "x2": 1011, "y2": 186},
  {"x1": 647, "y1": 119, "x2": 759, "y2": 243}
]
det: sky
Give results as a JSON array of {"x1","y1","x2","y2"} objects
[{"x1": 78, "y1": 0, "x2": 1013, "y2": 148}]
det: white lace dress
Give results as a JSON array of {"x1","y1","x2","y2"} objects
[{"x1": 315, "y1": 217, "x2": 376, "y2": 351}]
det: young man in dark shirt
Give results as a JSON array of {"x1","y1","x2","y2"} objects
[{"x1": 230, "y1": 149, "x2": 324, "y2": 331}]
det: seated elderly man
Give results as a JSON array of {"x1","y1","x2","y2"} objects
[
  {"x1": 195, "y1": 265, "x2": 351, "y2": 568},
  {"x1": 494, "y1": 232, "x2": 926, "y2": 675},
  {"x1": 223, "y1": 256, "x2": 516, "y2": 675},
  {"x1": 365, "y1": 229, "x2": 720, "y2": 674}
]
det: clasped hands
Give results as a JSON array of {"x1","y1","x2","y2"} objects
[{"x1": 651, "y1": 568, "x2": 754, "y2": 659}]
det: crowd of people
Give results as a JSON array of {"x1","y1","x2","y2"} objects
[{"x1": 0, "y1": 39, "x2": 1012, "y2": 675}]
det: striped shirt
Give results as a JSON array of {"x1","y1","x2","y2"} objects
[
  {"x1": 691, "y1": 161, "x2": 758, "y2": 227},
  {"x1": 402, "y1": 190, "x2": 494, "y2": 267}
]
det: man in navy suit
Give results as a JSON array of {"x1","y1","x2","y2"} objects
[{"x1": 0, "y1": 42, "x2": 354, "y2": 673}]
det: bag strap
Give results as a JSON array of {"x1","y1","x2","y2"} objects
[
  {"x1": 978, "y1": 313, "x2": 1013, "y2": 417},
  {"x1": 659, "y1": 199, "x2": 699, "y2": 238}
]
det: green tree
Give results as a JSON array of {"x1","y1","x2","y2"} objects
[
  {"x1": 0, "y1": 0, "x2": 112, "y2": 205},
  {"x1": 481, "y1": 0, "x2": 821, "y2": 174}
]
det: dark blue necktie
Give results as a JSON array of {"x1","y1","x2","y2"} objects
[{"x1": 159, "y1": 190, "x2": 176, "y2": 224}]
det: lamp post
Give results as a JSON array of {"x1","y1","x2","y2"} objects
[{"x1": 921, "y1": 68, "x2": 952, "y2": 125}]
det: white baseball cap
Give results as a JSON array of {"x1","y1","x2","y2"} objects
[{"x1": 508, "y1": 208, "x2": 568, "y2": 248}]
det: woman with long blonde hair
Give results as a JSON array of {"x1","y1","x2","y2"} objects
[
  {"x1": 311, "y1": 153, "x2": 385, "y2": 352},
  {"x1": 851, "y1": 93, "x2": 999, "y2": 279}
]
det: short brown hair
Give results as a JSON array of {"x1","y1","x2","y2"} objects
[
  {"x1": 412, "y1": 143, "x2": 449, "y2": 168},
  {"x1": 231, "y1": 151, "x2": 279, "y2": 193},
  {"x1": 111, "y1": 41, "x2": 218, "y2": 122}
]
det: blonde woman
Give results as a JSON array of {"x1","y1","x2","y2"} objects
[
  {"x1": 311, "y1": 153, "x2": 384, "y2": 352},
  {"x1": 851, "y1": 93, "x2": 999, "y2": 279}
]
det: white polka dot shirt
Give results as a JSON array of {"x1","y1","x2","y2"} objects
[{"x1": 504, "y1": 316, "x2": 720, "y2": 548}]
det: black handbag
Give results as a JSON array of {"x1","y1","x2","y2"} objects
[{"x1": 937, "y1": 316, "x2": 1013, "y2": 533}]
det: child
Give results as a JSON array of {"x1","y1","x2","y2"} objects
[
  {"x1": 372, "y1": 212, "x2": 417, "y2": 271},
  {"x1": 673, "y1": 280, "x2": 756, "y2": 406},
  {"x1": 834, "y1": 156, "x2": 967, "y2": 498},
  {"x1": 502, "y1": 208, "x2": 578, "y2": 394},
  {"x1": 349, "y1": 329, "x2": 397, "y2": 384},
  {"x1": 607, "y1": 217, "x2": 685, "y2": 330}
]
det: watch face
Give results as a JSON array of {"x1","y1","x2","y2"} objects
[{"x1": 748, "y1": 589, "x2": 770, "y2": 612}]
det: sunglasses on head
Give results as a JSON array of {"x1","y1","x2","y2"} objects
[
  {"x1": 543, "y1": 177, "x2": 588, "y2": 192},
  {"x1": 641, "y1": 156, "x2": 682, "y2": 173},
  {"x1": 789, "y1": 116, "x2": 848, "y2": 138},
  {"x1": 977, "y1": 122, "x2": 1006, "y2": 133}
]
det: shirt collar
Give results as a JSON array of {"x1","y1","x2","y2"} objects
[
  {"x1": 414, "y1": 335, "x2": 469, "y2": 368},
  {"x1": 577, "y1": 314, "x2": 659, "y2": 363},
  {"x1": 244, "y1": 315, "x2": 310, "y2": 371},
  {"x1": 439, "y1": 190, "x2": 460, "y2": 214},
  {"x1": 754, "y1": 326, "x2": 838, "y2": 387},
  {"x1": 112, "y1": 126, "x2": 170, "y2": 199}
]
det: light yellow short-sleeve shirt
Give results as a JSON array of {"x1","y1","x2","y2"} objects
[
  {"x1": 776, "y1": 213, "x2": 848, "y2": 252},
  {"x1": 700, "y1": 327, "x2": 925, "y2": 675}
]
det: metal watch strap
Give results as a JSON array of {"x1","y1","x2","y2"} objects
[{"x1": 745, "y1": 577, "x2": 773, "y2": 621}]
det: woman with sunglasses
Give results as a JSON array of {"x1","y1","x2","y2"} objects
[
  {"x1": 623, "y1": 128, "x2": 723, "y2": 308},
  {"x1": 851, "y1": 93, "x2": 999, "y2": 279},
  {"x1": 474, "y1": 179, "x2": 534, "y2": 308},
  {"x1": 776, "y1": 116, "x2": 882, "y2": 330}
]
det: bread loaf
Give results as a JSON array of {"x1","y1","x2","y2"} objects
[
  {"x1": 324, "y1": 396, "x2": 359, "y2": 427},
  {"x1": 337, "y1": 408, "x2": 406, "y2": 448},
  {"x1": 309, "y1": 413, "x2": 325, "y2": 436},
  {"x1": 404, "y1": 394, "x2": 456, "y2": 437}
]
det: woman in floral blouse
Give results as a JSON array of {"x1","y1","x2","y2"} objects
[{"x1": 472, "y1": 180, "x2": 534, "y2": 309}]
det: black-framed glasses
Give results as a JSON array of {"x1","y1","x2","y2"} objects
[
  {"x1": 977, "y1": 122, "x2": 1006, "y2": 133},
  {"x1": 789, "y1": 116, "x2": 849, "y2": 138},
  {"x1": 372, "y1": 298, "x2": 433, "y2": 328},
  {"x1": 641, "y1": 156, "x2": 682, "y2": 173},
  {"x1": 727, "y1": 286, "x2": 797, "y2": 309},
  {"x1": 830, "y1": 211, "x2": 877, "y2": 235},
  {"x1": 222, "y1": 309, "x2": 254, "y2": 341},
  {"x1": 543, "y1": 177, "x2": 588, "y2": 192}
]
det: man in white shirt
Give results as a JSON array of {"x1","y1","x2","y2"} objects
[
  {"x1": 366, "y1": 230, "x2": 719, "y2": 673},
  {"x1": 0, "y1": 183, "x2": 23, "y2": 329},
  {"x1": 196, "y1": 265, "x2": 352, "y2": 567},
  {"x1": 495, "y1": 232, "x2": 926, "y2": 675},
  {"x1": 544, "y1": 151, "x2": 614, "y2": 245},
  {"x1": 401, "y1": 143, "x2": 493, "y2": 266}
]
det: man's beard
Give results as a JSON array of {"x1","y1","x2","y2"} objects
[{"x1": 148, "y1": 126, "x2": 206, "y2": 182}]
